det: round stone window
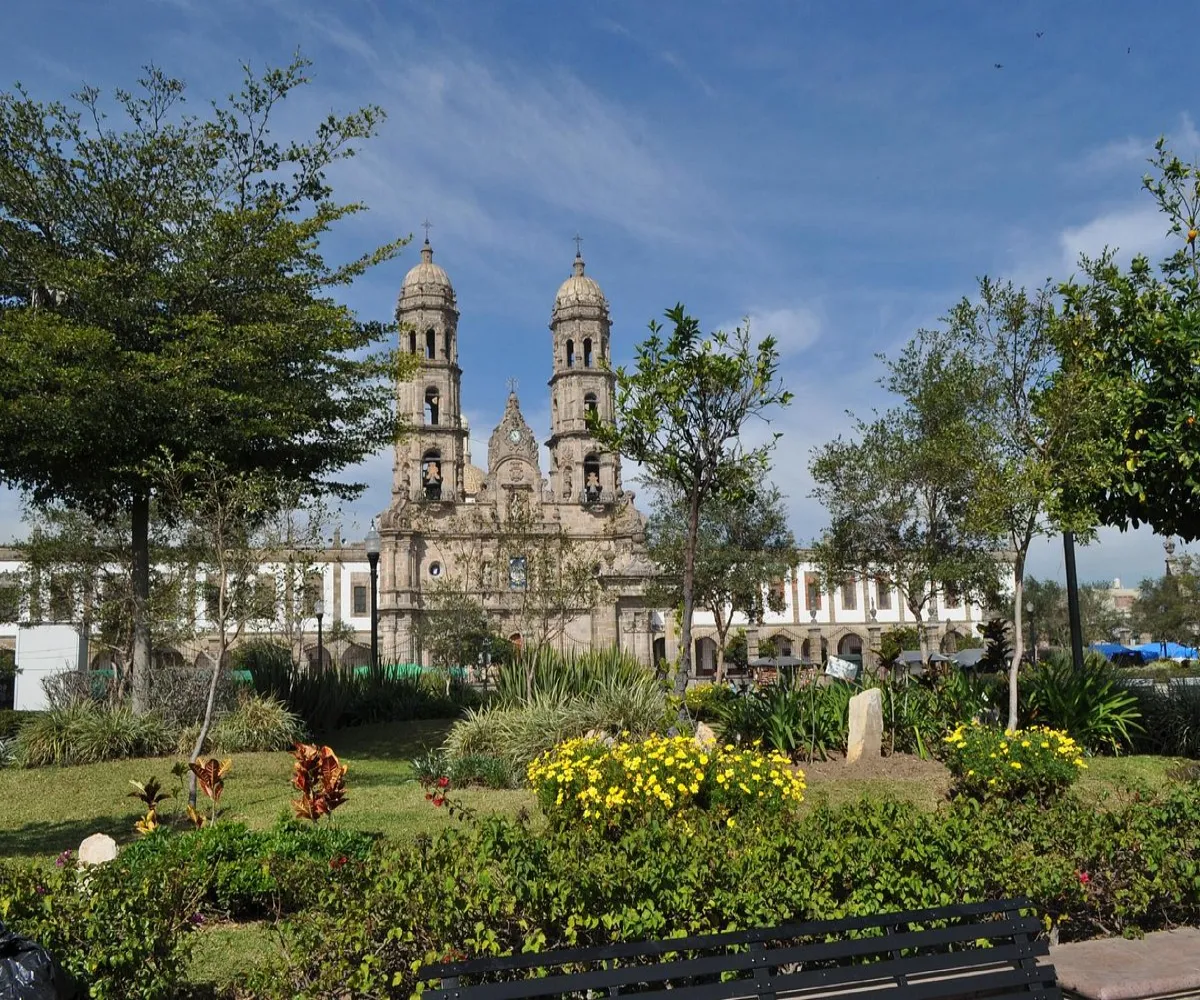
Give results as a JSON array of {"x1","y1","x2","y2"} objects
[{"x1": 429, "y1": 562, "x2": 442, "y2": 578}]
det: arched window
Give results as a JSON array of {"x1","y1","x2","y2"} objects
[
  {"x1": 584, "y1": 392, "x2": 598, "y2": 419},
  {"x1": 444, "y1": 330, "x2": 452, "y2": 360},
  {"x1": 424, "y1": 386, "x2": 440, "y2": 425},
  {"x1": 422, "y1": 449, "x2": 443, "y2": 500},
  {"x1": 583, "y1": 453, "x2": 601, "y2": 501},
  {"x1": 565, "y1": 339, "x2": 574, "y2": 367},
  {"x1": 583, "y1": 337, "x2": 593, "y2": 367},
  {"x1": 425, "y1": 329, "x2": 436, "y2": 359},
  {"x1": 408, "y1": 330, "x2": 417, "y2": 354}
]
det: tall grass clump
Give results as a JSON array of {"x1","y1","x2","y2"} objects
[
  {"x1": 446, "y1": 647, "x2": 668, "y2": 774},
  {"x1": 1020, "y1": 652, "x2": 1143, "y2": 754},
  {"x1": 1129, "y1": 680, "x2": 1200, "y2": 758},
  {"x1": 15, "y1": 703, "x2": 174, "y2": 767},
  {"x1": 178, "y1": 693, "x2": 307, "y2": 755}
]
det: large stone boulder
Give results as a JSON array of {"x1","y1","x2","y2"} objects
[
  {"x1": 694, "y1": 722, "x2": 717, "y2": 749},
  {"x1": 846, "y1": 688, "x2": 884, "y2": 764}
]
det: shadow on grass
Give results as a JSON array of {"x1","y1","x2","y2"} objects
[
  {"x1": 324, "y1": 719, "x2": 455, "y2": 761},
  {"x1": 0, "y1": 813, "x2": 133, "y2": 860}
]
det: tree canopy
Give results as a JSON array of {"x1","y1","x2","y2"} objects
[
  {"x1": 0, "y1": 56, "x2": 413, "y2": 706},
  {"x1": 1055, "y1": 138, "x2": 1200, "y2": 541},
  {"x1": 590, "y1": 305, "x2": 791, "y2": 697},
  {"x1": 646, "y1": 482, "x2": 796, "y2": 681}
]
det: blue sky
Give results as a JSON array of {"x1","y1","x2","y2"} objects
[{"x1": 3, "y1": 0, "x2": 1195, "y2": 587}]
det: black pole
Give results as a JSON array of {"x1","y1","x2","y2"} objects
[
  {"x1": 1064, "y1": 531, "x2": 1085, "y2": 671},
  {"x1": 368, "y1": 552, "x2": 379, "y2": 669},
  {"x1": 316, "y1": 613, "x2": 323, "y2": 670},
  {"x1": 1029, "y1": 611, "x2": 1036, "y2": 665}
]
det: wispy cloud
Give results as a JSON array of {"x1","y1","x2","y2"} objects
[{"x1": 720, "y1": 306, "x2": 822, "y2": 356}]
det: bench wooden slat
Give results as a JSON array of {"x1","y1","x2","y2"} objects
[
  {"x1": 423, "y1": 899, "x2": 1037, "y2": 980},
  {"x1": 424, "y1": 918, "x2": 1045, "y2": 1000}
]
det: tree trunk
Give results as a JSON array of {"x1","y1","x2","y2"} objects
[
  {"x1": 130, "y1": 493, "x2": 152, "y2": 714},
  {"x1": 677, "y1": 490, "x2": 702, "y2": 704},
  {"x1": 188, "y1": 637, "x2": 227, "y2": 810},
  {"x1": 713, "y1": 611, "x2": 730, "y2": 684},
  {"x1": 1008, "y1": 558, "x2": 1026, "y2": 732}
]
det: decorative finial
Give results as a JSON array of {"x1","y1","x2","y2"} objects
[
  {"x1": 506, "y1": 377, "x2": 519, "y2": 395},
  {"x1": 421, "y1": 219, "x2": 433, "y2": 244}
]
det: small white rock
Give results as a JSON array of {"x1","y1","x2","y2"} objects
[{"x1": 78, "y1": 833, "x2": 119, "y2": 866}]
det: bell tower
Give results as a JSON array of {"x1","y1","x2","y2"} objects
[
  {"x1": 546, "y1": 244, "x2": 619, "y2": 503},
  {"x1": 394, "y1": 235, "x2": 467, "y2": 502}
]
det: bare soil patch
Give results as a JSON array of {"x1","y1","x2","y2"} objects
[{"x1": 802, "y1": 751, "x2": 950, "y2": 784}]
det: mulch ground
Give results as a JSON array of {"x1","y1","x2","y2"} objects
[{"x1": 800, "y1": 751, "x2": 951, "y2": 787}]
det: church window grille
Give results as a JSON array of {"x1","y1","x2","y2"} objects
[
  {"x1": 875, "y1": 578, "x2": 892, "y2": 610},
  {"x1": 352, "y1": 583, "x2": 368, "y2": 616}
]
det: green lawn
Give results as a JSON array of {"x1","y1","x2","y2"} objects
[{"x1": 0, "y1": 719, "x2": 534, "y2": 861}]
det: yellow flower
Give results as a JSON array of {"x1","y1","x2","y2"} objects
[
  {"x1": 727, "y1": 817, "x2": 736, "y2": 827},
  {"x1": 1010, "y1": 761, "x2": 1022, "y2": 769}
]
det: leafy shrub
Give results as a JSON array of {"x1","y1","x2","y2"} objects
[
  {"x1": 0, "y1": 846, "x2": 202, "y2": 999},
  {"x1": 718, "y1": 680, "x2": 852, "y2": 759},
  {"x1": 1021, "y1": 653, "x2": 1143, "y2": 753},
  {"x1": 144, "y1": 660, "x2": 240, "y2": 730},
  {"x1": 41, "y1": 668, "x2": 116, "y2": 709},
  {"x1": 415, "y1": 749, "x2": 520, "y2": 789},
  {"x1": 943, "y1": 722, "x2": 1086, "y2": 800},
  {"x1": 527, "y1": 734, "x2": 805, "y2": 830},
  {"x1": 178, "y1": 693, "x2": 306, "y2": 754},
  {"x1": 248, "y1": 658, "x2": 480, "y2": 732},
  {"x1": 15, "y1": 703, "x2": 174, "y2": 766},
  {"x1": 684, "y1": 682, "x2": 736, "y2": 719},
  {"x1": 121, "y1": 819, "x2": 378, "y2": 920},
  {"x1": 260, "y1": 786, "x2": 1200, "y2": 998},
  {"x1": 1128, "y1": 680, "x2": 1200, "y2": 758},
  {"x1": 0, "y1": 708, "x2": 36, "y2": 740}
]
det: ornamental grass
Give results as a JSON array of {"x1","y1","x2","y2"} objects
[
  {"x1": 527, "y1": 734, "x2": 805, "y2": 830},
  {"x1": 943, "y1": 721, "x2": 1087, "y2": 801}
]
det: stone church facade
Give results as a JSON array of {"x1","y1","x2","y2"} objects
[{"x1": 374, "y1": 239, "x2": 663, "y2": 666}]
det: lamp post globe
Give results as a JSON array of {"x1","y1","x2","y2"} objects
[{"x1": 365, "y1": 521, "x2": 382, "y2": 669}]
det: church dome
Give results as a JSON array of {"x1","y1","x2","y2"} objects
[
  {"x1": 553, "y1": 253, "x2": 607, "y2": 312},
  {"x1": 399, "y1": 240, "x2": 455, "y2": 305}
]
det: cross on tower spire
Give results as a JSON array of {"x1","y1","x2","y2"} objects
[
  {"x1": 572, "y1": 233, "x2": 584, "y2": 257},
  {"x1": 421, "y1": 219, "x2": 433, "y2": 243},
  {"x1": 506, "y1": 377, "x2": 519, "y2": 395}
]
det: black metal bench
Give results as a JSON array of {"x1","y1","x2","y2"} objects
[{"x1": 421, "y1": 898, "x2": 1059, "y2": 1000}]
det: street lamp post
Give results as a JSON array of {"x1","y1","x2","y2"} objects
[
  {"x1": 314, "y1": 598, "x2": 324, "y2": 671},
  {"x1": 1158, "y1": 604, "x2": 1167, "y2": 661},
  {"x1": 1025, "y1": 601, "x2": 1036, "y2": 665},
  {"x1": 365, "y1": 520, "x2": 382, "y2": 669}
]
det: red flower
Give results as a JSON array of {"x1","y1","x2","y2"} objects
[
  {"x1": 436, "y1": 776, "x2": 450, "y2": 789},
  {"x1": 330, "y1": 855, "x2": 348, "y2": 870},
  {"x1": 1077, "y1": 871, "x2": 1090, "y2": 884}
]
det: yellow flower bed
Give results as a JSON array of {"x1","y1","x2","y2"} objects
[
  {"x1": 527, "y1": 734, "x2": 805, "y2": 829},
  {"x1": 943, "y1": 721, "x2": 1087, "y2": 800}
]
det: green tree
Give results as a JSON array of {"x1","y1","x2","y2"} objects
[
  {"x1": 1015, "y1": 576, "x2": 1126, "y2": 652},
  {"x1": 810, "y1": 327, "x2": 999, "y2": 665},
  {"x1": 0, "y1": 57, "x2": 411, "y2": 710},
  {"x1": 878, "y1": 626, "x2": 920, "y2": 666},
  {"x1": 413, "y1": 585, "x2": 495, "y2": 671},
  {"x1": 645, "y1": 483, "x2": 796, "y2": 682},
  {"x1": 591, "y1": 306, "x2": 791, "y2": 698},
  {"x1": 944, "y1": 278, "x2": 1107, "y2": 729},
  {"x1": 1130, "y1": 557, "x2": 1200, "y2": 650},
  {"x1": 1055, "y1": 138, "x2": 1200, "y2": 541}
]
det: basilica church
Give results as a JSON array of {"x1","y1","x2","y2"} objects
[{"x1": 373, "y1": 238, "x2": 664, "y2": 666}]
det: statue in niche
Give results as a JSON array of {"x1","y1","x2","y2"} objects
[{"x1": 563, "y1": 465, "x2": 574, "y2": 499}]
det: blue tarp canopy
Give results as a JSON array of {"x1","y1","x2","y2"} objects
[
  {"x1": 1133, "y1": 641, "x2": 1198, "y2": 661},
  {"x1": 1090, "y1": 642, "x2": 1141, "y2": 660}
]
